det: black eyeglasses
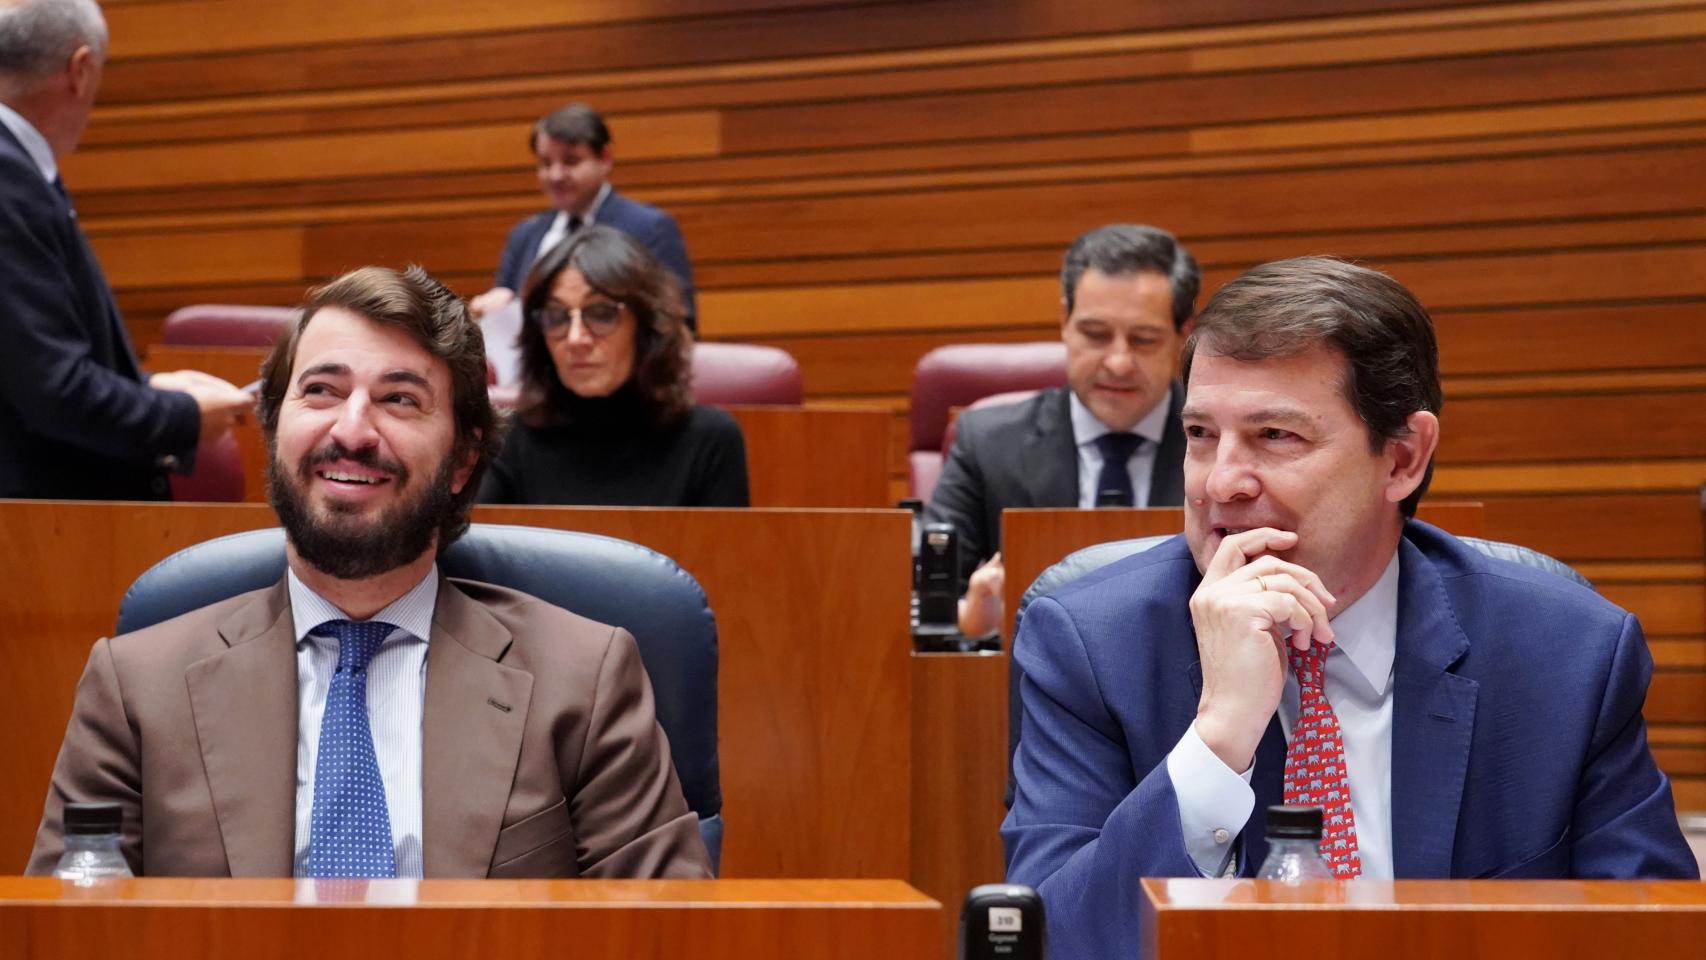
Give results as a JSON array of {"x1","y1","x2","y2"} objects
[{"x1": 534, "y1": 301, "x2": 625, "y2": 339}]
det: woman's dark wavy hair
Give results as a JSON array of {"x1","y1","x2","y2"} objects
[{"x1": 515, "y1": 225, "x2": 692, "y2": 429}]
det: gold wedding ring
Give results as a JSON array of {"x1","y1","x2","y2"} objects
[{"x1": 1256, "y1": 575, "x2": 1268, "y2": 592}]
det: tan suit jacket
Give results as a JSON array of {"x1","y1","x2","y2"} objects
[{"x1": 26, "y1": 575, "x2": 711, "y2": 878}]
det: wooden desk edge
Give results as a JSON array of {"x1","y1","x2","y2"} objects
[{"x1": 0, "y1": 877, "x2": 943, "y2": 908}]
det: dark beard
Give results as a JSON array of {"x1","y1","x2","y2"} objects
[{"x1": 268, "y1": 440, "x2": 458, "y2": 581}]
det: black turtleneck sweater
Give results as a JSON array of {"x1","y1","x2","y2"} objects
[{"x1": 478, "y1": 386, "x2": 750, "y2": 507}]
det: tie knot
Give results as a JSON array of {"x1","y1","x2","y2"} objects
[
  {"x1": 317, "y1": 620, "x2": 397, "y2": 673},
  {"x1": 568, "y1": 214, "x2": 585, "y2": 232},
  {"x1": 1288, "y1": 640, "x2": 1333, "y2": 688},
  {"x1": 1096, "y1": 432, "x2": 1142, "y2": 462}
]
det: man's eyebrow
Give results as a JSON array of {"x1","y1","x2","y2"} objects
[
  {"x1": 295, "y1": 361, "x2": 348, "y2": 385},
  {"x1": 379, "y1": 370, "x2": 432, "y2": 391},
  {"x1": 1179, "y1": 405, "x2": 1315, "y2": 427}
]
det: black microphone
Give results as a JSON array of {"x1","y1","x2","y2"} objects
[
  {"x1": 960, "y1": 883, "x2": 1045, "y2": 959},
  {"x1": 1095, "y1": 488, "x2": 1132, "y2": 508}
]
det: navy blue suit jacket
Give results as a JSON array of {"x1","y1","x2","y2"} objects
[
  {"x1": 494, "y1": 188, "x2": 697, "y2": 332},
  {"x1": 1003, "y1": 521, "x2": 1697, "y2": 956},
  {"x1": 0, "y1": 124, "x2": 198, "y2": 499}
]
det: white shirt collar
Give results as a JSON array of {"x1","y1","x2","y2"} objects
[
  {"x1": 548, "y1": 180, "x2": 612, "y2": 236},
  {"x1": 1326, "y1": 549, "x2": 1401, "y2": 696},
  {"x1": 0, "y1": 102, "x2": 58, "y2": 184},
  {"x1": 286, "y1": 563, "x2": 439, "y2": 645},
  {"x1": 1068, "y1": 384, "x2": 1173, "y2": 449}
]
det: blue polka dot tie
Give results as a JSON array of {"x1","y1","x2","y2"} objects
[{"x1": 307, "y1": 619, "x2": 397, "y2": 878}]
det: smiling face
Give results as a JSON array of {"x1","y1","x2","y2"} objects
[
  {"x1": 544, "y1": 266, "x2": 637, "y2": 398},
  {"x1": 1063, "y1": 268, "x2": 1185, "y2": 432},
  {"x1": 268, "y1": 306, "x2": 475, "y2": 578},
  {"x1": 1182, "y1": 346, "x2": 1424, "y2": 603},
  {"x1": 534, "y1": 135, "x2": 613, "y2": 216}
]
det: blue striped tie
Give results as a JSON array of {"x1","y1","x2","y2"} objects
[{"x1": 307, "y1": 619, "x2": 397, "y2": 878}]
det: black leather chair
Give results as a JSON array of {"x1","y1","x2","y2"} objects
[
  {"x1": 115, "y1": 523, "x2": 724, "y2": 872},
  {"x1": 1004, "y1": 532, "x2": 1593, "y2": 807}
]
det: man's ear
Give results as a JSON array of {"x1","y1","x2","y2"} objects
[
  {"x1": 450, "y1": 429, "x2": 483, "y2": 495},
  {"x1": 1385, "y1": 410, "x2": 1440, "y2": 506},
  {"x1": 67, "y1": 45, "x2": 98, "y2": 99}
]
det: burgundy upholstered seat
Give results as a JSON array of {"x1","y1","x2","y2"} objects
[
  {"x1": 689, "y1": 342, "x2": 803, "y2": 406},
  {"x1": 161, "y1": 304, "x2": 297, "y2": 347},
  {"x1": 908, "y1": 342, "x2": 1066, "y2": 501}
]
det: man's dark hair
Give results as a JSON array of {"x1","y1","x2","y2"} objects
[
  {"x1": 1060, "y1": 224, "x2": 1199, "y2": 331},
  {"x1": 516, "y1": 225, "x2": 692, "y2": 429},
  {"x1": 257, "y1": 265, "x2": 503, "y2": 548},
  {"x1": 530, "y1": 102, "x2": 611, "y2": 155},
  {"x1": 1181, "y1": 255, "x2": 1443, "y2": 518}
]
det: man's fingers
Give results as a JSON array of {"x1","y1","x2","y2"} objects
[
  {"x1": 1203, "y1": 527, "x2": 1299, "y2": 583},
  {"x1": 1250, "y1": 572, "x2": 1334, "y2": 647},
  {"x1": 1244, "y1": 555, "x2": 1337, "y2": 610}
]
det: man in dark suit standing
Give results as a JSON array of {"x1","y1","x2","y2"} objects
[
  {"x1": 469, "y1": 103, "x2": 698, "y2": 332},
  {"x1": 926, "y1": 224, "x2": 1199, "y2": 636},
  {"x1": 0, "y1": 0, "x2": 251, "y2": 500}
]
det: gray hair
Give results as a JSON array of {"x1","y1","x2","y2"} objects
[{"x1": 0, "y1": 0, "x2": 107, "y2": 94}]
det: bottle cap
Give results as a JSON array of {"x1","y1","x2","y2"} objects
[
  {"x1": 63, "y1": 802, "x2": 123, "y2": 836},
  {"x1": 1264, "y1": 804, "x2": 1324, "y2": 840}
]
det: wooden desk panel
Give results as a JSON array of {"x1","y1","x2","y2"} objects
[
  {"x1": 0, "y1": 502, "x2": 911, "y2": 882},
  {"x1": 1141, "y1": 878, "x2": 1706, "y2": 960},
  {"x1": 143, "y1": 345, "x2": 893, "y2": 507},
  {"x1": 0, "y1": 877, "x2": 940, "y2": 960}
]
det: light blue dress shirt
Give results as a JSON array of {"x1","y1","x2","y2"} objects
[
  {"x1": 289, "y1": 566, "x2": 438, "y2": 878},
  {"x1": 1068, "y1": 386, "x2": 1173, "y2": 508},
  {"x1": 1167, "y1": 551, "x2": 1400, "y2": 878}
]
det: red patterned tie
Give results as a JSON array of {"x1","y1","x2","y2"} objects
[{"x1": 1283, "y1": 641, "x2": 1362, "y2": 878}]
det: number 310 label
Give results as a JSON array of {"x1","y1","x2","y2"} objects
[{"x1": 988, "y1": 907, "x2": 1023, "y2": 932}]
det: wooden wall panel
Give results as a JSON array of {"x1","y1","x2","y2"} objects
[{"x1": 32, "y1": 0, "x2": 1706, "y2": 910}]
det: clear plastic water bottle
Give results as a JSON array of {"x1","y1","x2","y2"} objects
[
  {"x1": 1255, "y1": 804, "x2": 1334, "y2": 882},
  {"x1": 52, "y1": 802, "x2": 133, "y2": 883}
]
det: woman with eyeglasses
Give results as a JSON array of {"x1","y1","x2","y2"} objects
[{"x1": 478, "y1": 225, "x2": 750, "y2": 506}]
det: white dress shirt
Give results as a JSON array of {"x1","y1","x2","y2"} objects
[
  {"x1": 1068, "y1": 386, "x2": 1173, "y2": 508},
  {"x1": 533, "y1": 180, "x2": 612, "y2": 264},
  {"x1": 0, "y1": 102, "x2": 59, "y2": 184},
  {"x1": 289, "y1": 566, "x2": 438, "y2": 878},
  {"x1": 1166, "y1": 551, "x2": 1399, "y2": 878}
]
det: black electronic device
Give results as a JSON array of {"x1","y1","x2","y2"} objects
[
  {"x1": 959, "y1": 883, "x2": 1044, "y2": 959},
  {"x1": 916, "y1": 521, "x2": 959, "y2": 627}
]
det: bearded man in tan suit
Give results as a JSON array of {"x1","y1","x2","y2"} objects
[{"x1": 27, "y1": 265, "x2": 711, "y2": 879}]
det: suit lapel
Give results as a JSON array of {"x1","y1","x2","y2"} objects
[
  {"x1": 1389, "y1": 535, "x2": 1478, "y2": 877},
  {"x1": 420, "y1": 578, "x2": 533, "y2": 877},
  {"x1": 1146, "y1": 381, "x2": 1187, "y2": 507},
  {"x1": 185, "y1": 581, "x2": 298, "y2": 876},
  {"x1": 1022, "y1": 389, "x2": 1080, "y2": 506}
]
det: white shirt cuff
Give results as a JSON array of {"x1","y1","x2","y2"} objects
[{"x1": 1165, "y1": 720, "x2": 1257, "y2": 877}]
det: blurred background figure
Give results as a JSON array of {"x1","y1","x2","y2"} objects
[{"x1": 469, "y1": 103, "x2": 698, "y2": 333}]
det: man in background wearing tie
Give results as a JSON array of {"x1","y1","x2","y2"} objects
[
  {"x1": 28, "y1": 264, "x2": 710, "y2": 879},
  {"x1": 0, "y1": 0, "x2": 251, "y2": 500},
  {"x1": 469, "y1": 102, "x2": 698, "y2": 332},
  {"x1": 926, "y1": 223, "x2": 1199, "y2": 637},
  {"x1": 1002, "y1": 256, "x2": 1697, "y2": 958}
]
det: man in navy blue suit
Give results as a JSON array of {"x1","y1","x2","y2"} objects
[
  {"x1": 0, "y1": 0, "x2": 250, "y2": 500},
  {"x1": 469, "y1": 103, "x2": 697, "y2": 332},
  {"x1": 1002, "y1": 256, "x2": 1697, "y2": 956}
]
